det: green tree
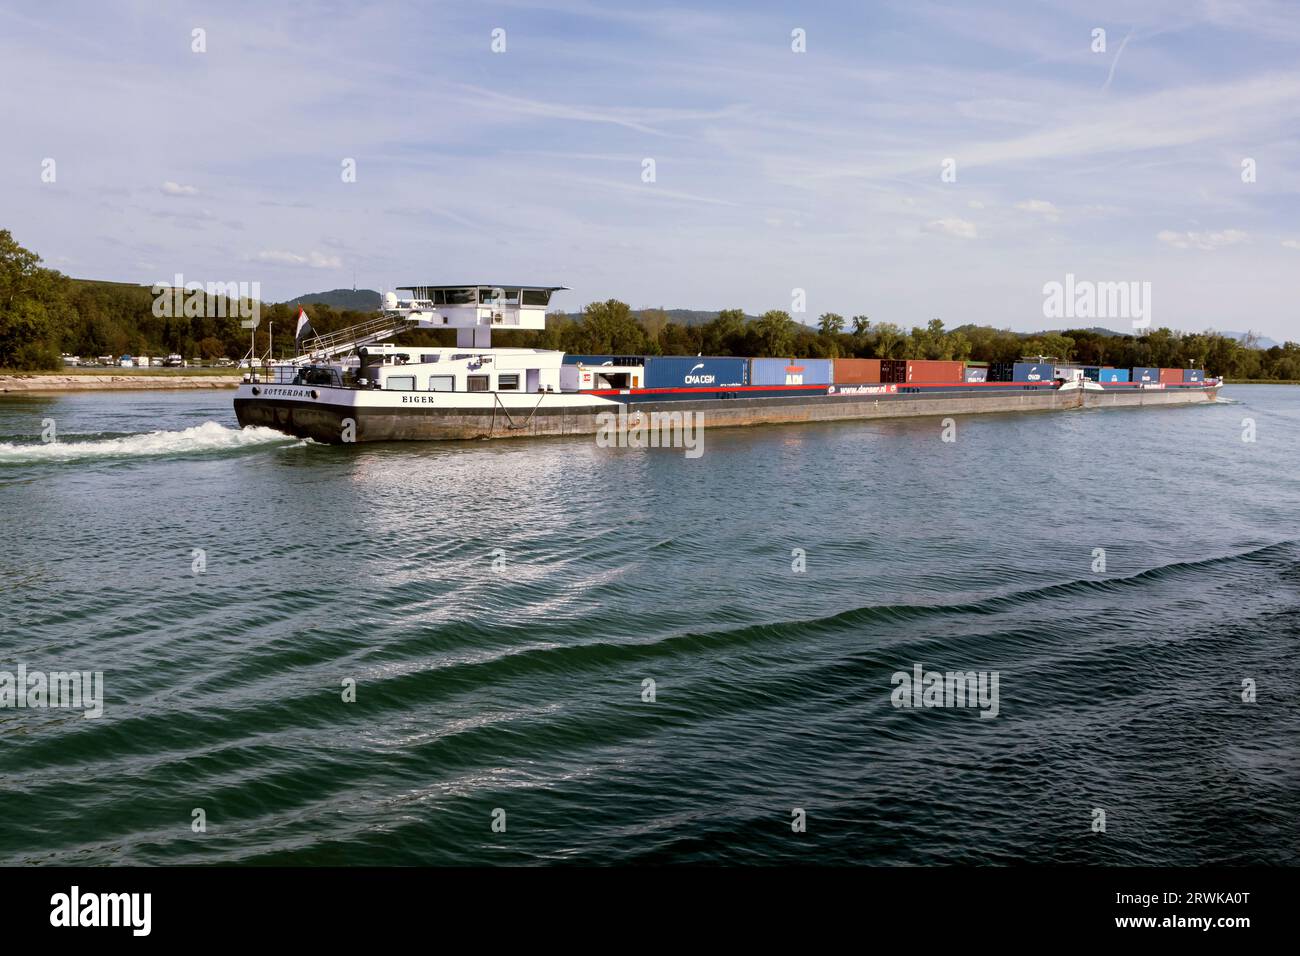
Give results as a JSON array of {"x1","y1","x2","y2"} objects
[
  {"x1": 0, "y1": 229, "x2": 68, "y2": 369},
  {"x1": 817, "y1": 312, "x2": 845, "y2": 336},
  {"x1": 577, "y1": 299, "x2": 646, "y2": 354},
  {"x1": 754, "y1": 309, "x2": 796, "y2": 357}
]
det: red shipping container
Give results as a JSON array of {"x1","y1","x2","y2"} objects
[
  {"x1": 906, "y1": 359, "x2": 964, "y2": 383},
  {"x1": 1159, "y1": 368, "x2": 1183, "y2": 384},
  {"x1": 833, "y1": 358, "x2": 882, "y2": 383}
]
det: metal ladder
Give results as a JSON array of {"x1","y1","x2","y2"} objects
[{"x1": 297, "y1": 313, "x2": 417, "y2": 360}]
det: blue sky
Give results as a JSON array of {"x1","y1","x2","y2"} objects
[{"x1": 2, "y1": 0, "x2": 1298, "y2": 339}]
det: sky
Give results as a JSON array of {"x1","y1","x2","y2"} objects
[{"x1": 2, "y1": 0, "x2": 1299, "y2": 340}]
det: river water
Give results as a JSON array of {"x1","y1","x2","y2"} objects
[{"x1": 0, "y1": 385, "x2": 1296, "y2": 864}]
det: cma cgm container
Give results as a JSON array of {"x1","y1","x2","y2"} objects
[
  {"x1": 832, "y1": 358, "x2": 881, "y2": 383},
  {"x1": 1013, "y1": 362, "x2": 1055, "y2": 383},
  {"x1": 1132, "y1": 367, "x2": 1160, "y2": 384},
  {"x1": 1184, "y1": 368, "x2": 1205, "y2": 382},
  {"x1": 1098, "y1": 368, "x2": 1130, "y2": 383},
  {"x1": 881, "y1": 359, "x2": 907, "y2": 384},
  {"x1": 751, "y1": 357, "x2": 831, "y2": 386},
  {"x1": 1160, "y1": 368, "x2": 1185, "y2": 384},
  {"x1": 964, "y1": 365, "x2": 988, "y2": 382},
  {"x1": 644, "y1": 356, "x2": 748, "y2": 389},
  {"x1": 906, "y1": 360, "x2": 963, "y2": 383}
]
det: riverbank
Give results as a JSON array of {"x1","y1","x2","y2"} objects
[{"x1": 0, "y1": 371, "x2": 241, "y2": 392}]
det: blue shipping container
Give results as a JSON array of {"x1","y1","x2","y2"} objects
[
  {"x1": 1083, "y1": 366, "x2": 1101, "y2": 382},
  {"x1": 1184, "y1": 368, "x2": 1205, "y2": 382},
  {"x1": 964, "y1": 366, "x2": 988, "y2": 382},
  {"x1": 1132, "y1": 366, "x2": 1160, "y2": 383},
  {"x1": 1013, "y1": 362, "x2": 1055, "y2": 382},
  {"x1": 644, "y1": 356, "x2": 748, "y2": 389},
  {"x1": 1098, "y1": 368, "x2": 1130, "y2": 383},
  {"x1": 750, "y1": 357, "x2": 831, "y2": 386}
]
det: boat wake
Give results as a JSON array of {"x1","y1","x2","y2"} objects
[{"x1": 0, "y1": 422, "x2": 301, "y2": 464}]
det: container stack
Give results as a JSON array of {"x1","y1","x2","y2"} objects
[
  {"x1": 832, "y1": 358, "x2": 882, "y2": 383},
  {"x1": 1012, "y1": 362, "x2": 1055, "y2": 383},
  {"x1": 881, "y1": 360, "x2": 907, "y2": 384},
  {"x1": 750, "y1": 358, "x2": 831, "y2": 385},
  {"x1": 988, "y1": 362, "x2": 1014, "y2": 382},
  {"x1": 905, "y1": 360, "x2": 964, "y2": 383}
]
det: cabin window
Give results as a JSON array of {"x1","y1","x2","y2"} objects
[
  {"x1": 432, "y1": 290, "x2": 445, "y2": 305},
  {"x1": 498, "y1": 373, "x2": 520, "y2": 391},
  {"x1": 386, "y1": 376, "x2": 415, "y2": 391},
  {"x1": 428, "y1": 376, "x2": 454, "y2": 392},
  {"x1": 420, "y1": 354, "x2": 439, "y2": 363},
  {"x1": 521, "y1": 289, "x2": 551, "y2": 306},
  {"x1": 444, "y1": 288, "x2": 476, "y2": 305},
  {"x1": 467, "y1": 375, "x2": 490, "y2": 392}
]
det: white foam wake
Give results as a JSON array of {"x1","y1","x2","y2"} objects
[{"x1": 0, "y1": 422, "x2": 299, "y2": 464}]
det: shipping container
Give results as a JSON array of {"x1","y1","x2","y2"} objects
[
  {"x1": 881, "y1": 359, "x2": 907, "y2": 384},
  {"x1": 1183, "y1": 368, "x2": 1205, "y2": 383},
  {"x1": 1012, "y1": 361, "x2": 1055, "y2": 383},
  {"x1": 1159, "y1": 367, "x2": 1184, "y2": 384},
  {"x1": 963, "y1": 366, "x2": 988, "y2": 382},
  {"x1": 906, "y1": 359, "x2": 964, "y2": 383},
  {"x1": 832, "y1": 358, "x2": 882, "y2": 384},
  {"x1": 1097, "y1": 368, "x2": 1129, "y2": 383},
  {"x1": 750, "y1": 357, "x2": 831, "y2": 386},
  {"x1": 643, "y1": 355, "x2": 748, "y2": 389},
  {"x1": 1132, "y1": 367, "x2": 1160, "y2": 383},
  {"x1": 1082, "y1": 366, "x2": 1101, "y2": 382},
  {"x1": 988, "y1": 362, "x2": 1015, "y2": 383}
]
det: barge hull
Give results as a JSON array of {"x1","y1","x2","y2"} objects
[{"x1": 234, "y1": 382, "x2": 1220, "y2": 444}]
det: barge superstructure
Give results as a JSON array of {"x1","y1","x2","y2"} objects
[{"x1": 233, "y1": 284, "x2": 1223, "y2": 444}]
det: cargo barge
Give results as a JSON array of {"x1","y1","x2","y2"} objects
[{"x1": 233, "y1": 285, "x2": 1222, "y2": 444}]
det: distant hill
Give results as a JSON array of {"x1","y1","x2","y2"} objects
[
  {"x1": 284, "y1": 288, "x2": 380, "y2": 311},
  {"x1": 1220, "y1": 330, "x2": 1279, "y2": 349}
]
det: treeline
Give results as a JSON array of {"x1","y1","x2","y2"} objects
[{"x1": 3, "y1": 230, "x2": 1298, "y2": 379}]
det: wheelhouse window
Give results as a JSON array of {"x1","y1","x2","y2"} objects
[
  {"x1": 467, "y1": 375, "x2": 490, "y2": 392},
  {"x1": 386, "y1": 376, "x2": 415, "y2": 391},
  {"x1": 428, "y1": 375, "x2": 454, "y2": 392},
  {"x1": 444, "y1": 288, "x2": 476, "y2": 305},
  {"x1": 497, "y1": 373, "x2": 520, "y2": 391},
  {"x1": 521, "y1": 289, "x2": 552, "y2": 306}
]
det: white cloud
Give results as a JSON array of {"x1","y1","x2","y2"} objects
[
  {"x1": 1014, "y1": 199, "x2": 1059, "y2": 220},
  {"x1": 254, "y1": 250, "x2": 343, "y2": 269},
  {"x1": 925, "y1": 218, "x2": 978, "y2": 239},
  {"x1": 160, "y1": 181, "x2": 198, "y2": 197},
  {"x1": 967, "y1": 200, "x2": 985, "y2": 209},
  {"x1": 1282, "y1": 239, "x2": 1300, "y2": 249},
  {"x1": 1157, "y1": 229, "x2": 1248, "y2": 250}
]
